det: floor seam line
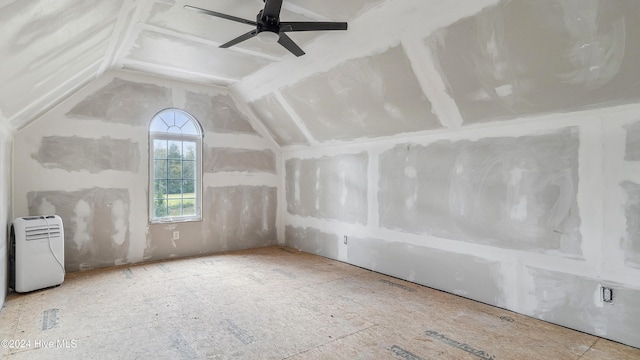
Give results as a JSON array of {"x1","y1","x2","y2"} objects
[
  {"x1": 576, "y1": 338, "x2": 599, "y2": 360},
  {"x1": 281, "y1": 323, "x2": 379, "y2": 359}
]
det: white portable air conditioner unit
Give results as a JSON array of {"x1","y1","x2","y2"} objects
[{"x1": 10, "y1": 215, "x2": 65, "y2": 293}]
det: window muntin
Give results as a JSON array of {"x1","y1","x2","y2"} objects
[{"x1": 149, "y1": 109, "x2": 202, "y2": 223}]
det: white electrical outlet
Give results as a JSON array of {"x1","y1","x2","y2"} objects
[{"x1": 173, "y1": 231, "x2": 180, "y2": 240}]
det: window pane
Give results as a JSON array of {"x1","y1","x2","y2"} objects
[
  {"x1": 181, "y1": 121, "x2": 198, "y2": 135},
  {"x1": 183, "y1": 161, "x2": 195, "y2": 179},
  {"x1": 183, "y1": 142, "x2": 196, "y2": 160},
  {"x1": 154, "y1": 199, "x2": 167, "y2": 217},
  {"x1": 175, "y1": 112, "x2": 189, "y2": 128},
  {"x1": 149, "y1": 109, "x2": 202, "y2": 222},
  {"x1": 154, "y1": 180, "x2": 167, "y2": 198},
  {"x1": 167, "y1": 126, "x2": 181, "y2": 134},
  {"x1": 168, "y1": 199, "x2": 182, "y2": 216},
  {"x1": 168, "y1": 160, "x2": 182, "y2": 179},
  {"x1": 167, "y1": 180, "x2": 182, "y2": 195},
  {"x1": 154, "y1": 160, "x2": 167, "y2": 179},
  {"x1": 183, "y1": 180, "x2": 195, "y2": 195},
  {"x1": 167, "y1": 141, "x2": 182, "y2": 159},
  {"x1": 150, "y1": 118, "x2": 168, "y2": 132},
  {"x1": 183, "y1": 199, "x2": 195, "y2": 216},
  {"x1": 153, "y1": 139, "x2": 167, "y2": 159}
]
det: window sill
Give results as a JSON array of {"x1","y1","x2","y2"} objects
[{"x1": 149, "y1": 217, "x2": 202, "y2": 225}]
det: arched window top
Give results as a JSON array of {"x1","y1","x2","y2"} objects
[{"x1": 150, "y1": 109, "x2": 201, "y2": 136}]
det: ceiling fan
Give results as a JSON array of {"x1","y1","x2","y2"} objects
[{"x1": 184, "y1": 0, "x2": 348, "y2": 57}]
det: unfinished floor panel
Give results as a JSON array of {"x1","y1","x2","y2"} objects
[{"x1": 1, "y1": 247, "x2": 639, "y2": 359}]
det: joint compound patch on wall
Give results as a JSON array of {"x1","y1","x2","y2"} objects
[
  {"x1": 347, "y1": 237, "x2": 505, "y2": 306},
  {"x1": 621, "y1": 181, "x2": 640, "y2": 268},
  {"x1": 624, "y1": 121, "x2": 640, "y2": 161},
  {"x1": 204, "y1": 148, "x2": 276, "y2": 174},
  {"x1": 285, "y1": 226, "x2": 339, "y2": 260},
  {"x1": 32, "y1": 136, "x2": 139, "y2": 173},
  {"x1": 285, "y1": 153, "x2": 368, "y2": 224},
  {"x1": 379, "y1": 128, "x2": 581, "y2": 255},
  {"x1": 524, "y1": 266, "x2": 640, "y2": 348},
  {"x1": 184, "y1": 92, "x2": 257, "y2": 135},
  {"x1": 426, "y1": 0, "x2": 640, "y2": 124},
  {"x1": 67, "y1": 78, "x2": 172, "y2": 125},
  {"x1": 205, "y1": 186, "x2": 277, "y2": 252},
  {"x1": 249, "y1": 93, "x2": 309, "y2": 146},
  {"x1": 280, "y1": 45, "x2": 440, "y2": 142},
  {"x1": 27, "y1": 188, "x2": 131, "y2": 272}
]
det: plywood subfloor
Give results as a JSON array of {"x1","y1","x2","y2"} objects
[{"x1": 0, "y1": 246, "x2": 638, "y2": 359}]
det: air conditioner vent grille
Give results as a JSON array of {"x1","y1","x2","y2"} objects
[{"x1": 25, "y1": 225, "x2": 62, "y2": 241}]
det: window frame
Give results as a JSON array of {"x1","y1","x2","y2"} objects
[{"x1": 148, "y1": 108, "x2": 203, "y2": 224}]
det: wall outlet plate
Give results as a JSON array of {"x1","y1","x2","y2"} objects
[
  {"x1": 344, "y1": 235, "x2": 348, "y2": 245},
  {"x1": 602, "y1": 286, "x2": 614, "y2": 303},
  {"x1": 173, "y1": 231, "x2": 180, "y2": 240}
]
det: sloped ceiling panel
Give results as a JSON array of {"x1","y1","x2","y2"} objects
[
  {"x1": 66, "y1": 77, "x2": 173, "y2": 126},
  {"x1": 0, "y1": 0, "x2": 126, "y2": 128},
  {"x1": 426, "y1": 0, "x2": 640, "y2": 124},
  {"x1": 287, "y1": 0, "x2": 384, "y2": 19},
  {"x1": 124, "y1": 30, "x2": 274, "y2": 83},
  {"x1": 249, "y1": 93, "x2": 309, "y2": 146},
  {"x1": 279, "y1": 45, "x2": 441, "y2": 142}
]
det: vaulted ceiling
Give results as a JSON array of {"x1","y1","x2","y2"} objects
[{"x1": 2, "y1": 0, "x2": 639, "y2": 145}]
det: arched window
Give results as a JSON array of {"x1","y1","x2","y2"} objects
[{"x1": 149, "y1": 109, "x2": 203, "y2": 223}]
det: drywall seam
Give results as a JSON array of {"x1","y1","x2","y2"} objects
[
  {"x1": 98, "y1": 0, "x2": 137, "y2": 74},
  {"x1": 122, "y1": 59, "x2": 239, "y2": 85},
  {"x1": 368, "y1": 149, "x2": 380, "y2": 229},
  {"x1": 602, "y1": 116, "x2": 640, "y2": 275},
  {"x1": 203, "y1": 173, "x2": 279, "y2": 188},
  {"x1": 286, "y1": 212, "x2": 604, "y2": 276},
  {"x1": 233, "y1": 0, "x2": 499, "y2": 101},
  {"x1": 281, "y1": 2, "x2": 333, "y2": 21},
  {"x1": 278, "y1": 155, "x2": 286, "y2": 245},
  {"x1": 228, "y1": 89, "x2": 282, "y2": 150},
  {"x1": 273, "y1": 90, "x2": 318, "y2": 146},
  {"x1": 140, "y1": 23, "x2": 283, "y2": 62},
  {"x1": 112, "y1": 0, "x2": 156, "y2": 67},
  {"x1": 401, "y1": 32, "x2": 463, "y2": 128},
  {"x1": 578, "y1": 120, "x2": 605, "y2": 269},
  {"x1": 203, "y1": 134, "x2": 273, "y2": 151},
  {"x1": 281, "y1": 103, "x2": 640, "y2": 157},
  {"x1": 10, "y1": 60, "x2": 102, "y2": 130}
]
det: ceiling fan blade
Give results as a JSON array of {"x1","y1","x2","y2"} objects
[
  {"x1": 280, "y1": 22, "x2": 348, "y2": 32},
  {"x1": 220, "y1": 29, "x2": 259, "y2": 48},
  {"x1": 262, "y1": 0, "x2": 283, "y2": 19},
  {"x1": 184, "y1": 5, "x2": 257, "y2": 26},
  {"x1": 277, "y1": 33, "x2": 305, "y2": 57}
]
